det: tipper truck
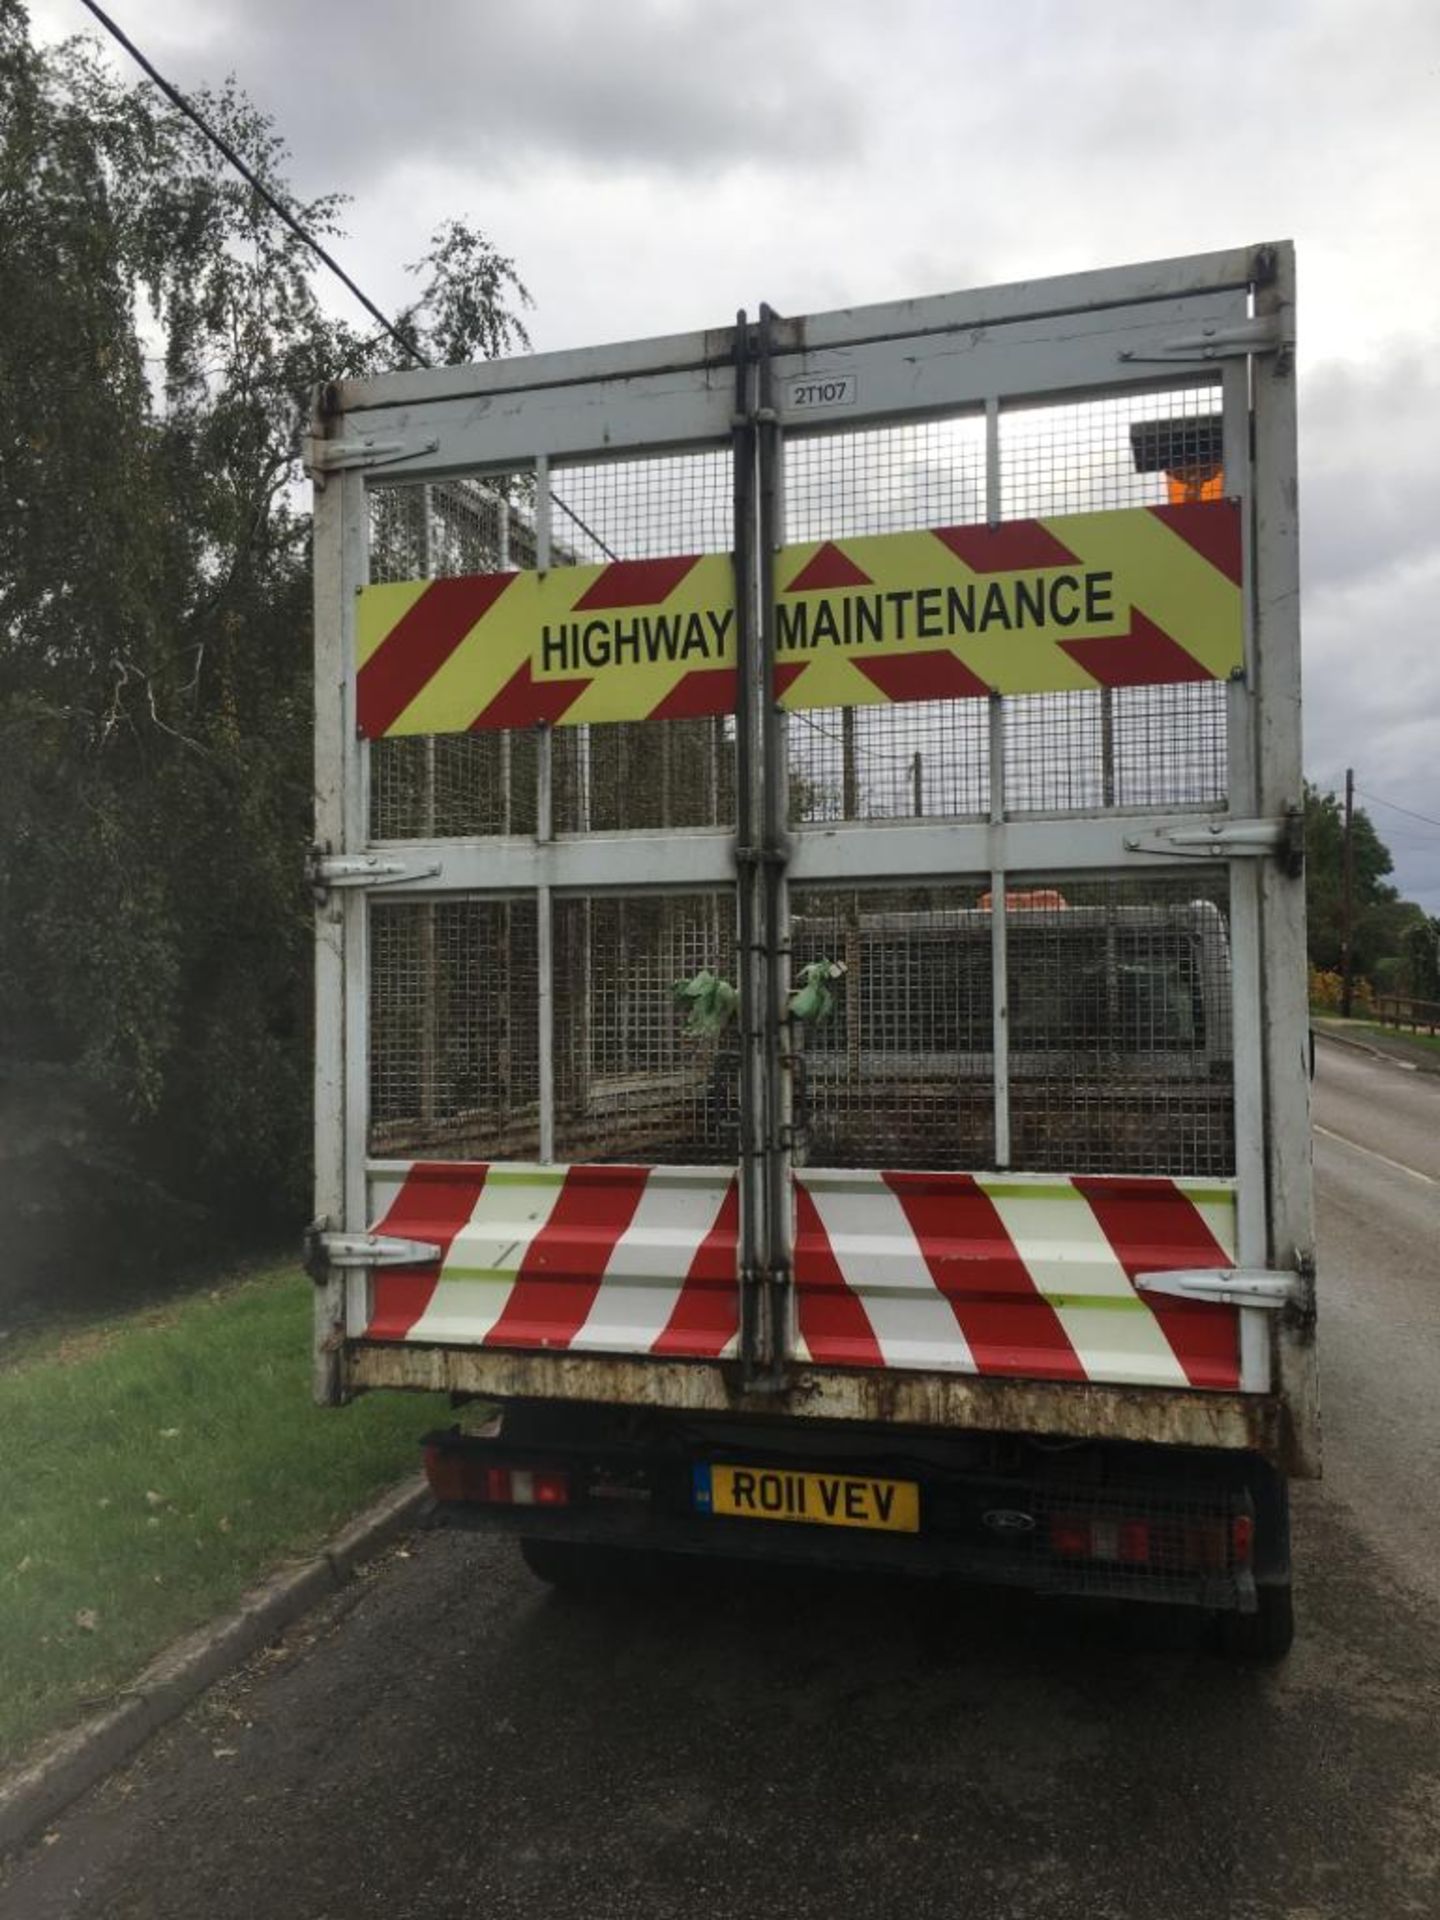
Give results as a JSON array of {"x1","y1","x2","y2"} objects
[{"x1": 307, "y1": 243, "x2": 1315, "y2": 1656}]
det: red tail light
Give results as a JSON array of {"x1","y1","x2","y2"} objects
[
  {"x1": 1049, "y1": 1517, "x2": 1092, "y2": 1558},
  {"x1": 1049, "y1": 1517, "x2": 1150, "y2": 1564},
  {"x1": 423, "y1": 1445, "x2": 469, "y2": 1503},
  {"x1": 1049, "y1": 1514, "x2": 1246, "y2": 1571},
  {"x1": 1116, "y1": 1521, "x2": 1151, "y2": 1566},
  {"x1": 424, "y1": 1448, "x2": 571, "y2": 1509}
]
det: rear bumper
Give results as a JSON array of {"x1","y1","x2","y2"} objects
[
  {"x1": 351, "y1": 1341, "x2": 1306, "y2": 1473},
  {"x1": 422, "y1": 1417, "x2": 1289, "y2": 1615}
]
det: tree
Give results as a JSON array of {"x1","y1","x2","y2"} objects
[
  {"x1": 1401, "y1": 918, "x2": 1440, "y2": 1002},
  {"x1": 0, "y1": 2, "x2": 529, "y2": 1314},
  {"x1": 1303, "y1": 783, "x2": 1425, "y2": 983}
]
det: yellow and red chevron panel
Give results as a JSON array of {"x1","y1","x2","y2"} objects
[
  {"x1": 354, "y1": 501, "x2": 1242, "y2": 736},
  {"x1": 360, "y1": 1163, "x2": 1241, "y2": 1391},
  {"x1": 356, "y1": 554, "x2": 736, "y2": 737},
  {"x1": 775, "y1": 501, "x2": 1242, "y2": 712}
]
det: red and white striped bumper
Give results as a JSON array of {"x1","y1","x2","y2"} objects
[{"x1": 360, "y1": 1163, "x2": 1240, "y2": 1391}]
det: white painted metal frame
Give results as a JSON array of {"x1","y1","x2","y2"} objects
[{"x1": 312, "y1": 459, "x2": 372, "y2": 1398}]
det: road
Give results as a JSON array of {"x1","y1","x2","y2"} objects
[{"x1": 3, "y1": 1035, "x2": 1438, "y2": 1919}]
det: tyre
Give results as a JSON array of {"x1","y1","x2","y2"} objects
[{"x1": 1216, "y1": 1581, "x2": 1295, "y2": 1660}]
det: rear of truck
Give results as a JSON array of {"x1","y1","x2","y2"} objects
[{"x1": 308, "y1": 244, "x2": 1316, "y2": 1654}]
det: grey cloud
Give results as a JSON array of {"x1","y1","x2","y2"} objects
[
  {"x1": 1304, "y1": 558, "x2": 1440, "y2": 910},
  {"x1": 141, "y1": 0, "x2": 869, "y2": 192},
  {"x1": 1300, "y1": 353, "x2": 1440, "y2": 592}
]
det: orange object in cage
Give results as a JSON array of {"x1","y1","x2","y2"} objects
[
  {"x1": 978, "y1": 888, "x2": 1069, "y2": 912},
  {"x1": 1167, "y1": 464, "x2": 1225, "y2": 505}
]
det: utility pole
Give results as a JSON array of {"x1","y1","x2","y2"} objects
[{"x1": 1340, "y1": 767, "x2": 1355, "y2": 1018}]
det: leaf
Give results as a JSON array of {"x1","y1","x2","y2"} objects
[{"x1": 74, "y1": 1609, "x2": 99, "y2": 1633}]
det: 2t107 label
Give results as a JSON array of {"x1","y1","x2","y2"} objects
[{"x1": 785, "y1": 372, "x2": 858, "y2": 413}]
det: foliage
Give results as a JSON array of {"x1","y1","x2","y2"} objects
[
  {"x1": 1399, "y1": 918, "x2": 1440, "y2": 1002},
  {"x1": 0, "y1": 2, "x2": 529, "y2": 1310},
  {"x1": 1307, "y1": 967, "x2": 1374, "y2": 1015},
  {"x1": 1303, "y1": 783, "x2": 1426, "y2": 991}
]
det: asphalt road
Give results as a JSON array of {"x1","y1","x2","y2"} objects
[{"x1": 4, "y1": 1035, "x2": 1438, "y2": 1920}]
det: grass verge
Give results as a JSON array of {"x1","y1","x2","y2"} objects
[
  {"x1": 1357, "y1": 1021, "x2": 1440, "y2": 1055},
  {"x1": 1314, "y1": 1015, "x2": 1440, "y2": 1060},
  {"x1": 0, "y1": 1264, "x2": 449, "y2": 1767}
]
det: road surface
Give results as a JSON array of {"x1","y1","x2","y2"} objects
[{"x1": 3, "y1": 1035, "x2": 1438, "y2": 1919}]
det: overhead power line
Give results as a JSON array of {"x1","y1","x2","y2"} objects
[
  {"x1": 75, "y1": 2, "x2": 619, "y2": 561},
  {"x1": 77, "y1": 0, "x2": 429, "y2": 369},
  {"x1": 1356, "y1": 788, "x2": 1440, "y2": 834}
]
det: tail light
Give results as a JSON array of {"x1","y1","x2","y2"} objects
[
  {"x1": 1048, "y1": 1512, "x2": 1241, "y2": 1572},
  {"x1": 424, "y1": 1447, "x2": 571, "y2": 1509},
  {"x1": 1049, "y1": 1516, "x2": 1149, "y2": 1565}
]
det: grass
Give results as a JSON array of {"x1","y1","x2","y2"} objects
[
  {"x1": 1360, "y1": 1021, "x2": 1440, "y2": 1055},
  {"x1": 1314, "y1": 1013, "x2": 1440, "y2": 1057},
  {"x1": 0, "y1": 1265, "x2": 449, "y2": 1767}
]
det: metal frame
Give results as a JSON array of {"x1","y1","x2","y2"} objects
[{"x1": 311, "y1": 243, "x2": 1314, "y2": 1466}]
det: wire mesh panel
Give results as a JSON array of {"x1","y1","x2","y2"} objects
[
  {"x1": 561, "y1": 715, "x2": 737, "y2": 835},
  {"x1": 1004, "y1": 872, "x2": 1234, "y2": 1177},
  {"x1": 998, "y1": 386, "x2": 1222, "y2": 520},
  {"x1": 368, "y1": 475, "x2": 540, "y2": 583},
  {"x1": 784, "y1": 418, "x2": 990, "y2": 826},
  {"x1": 785, "y1": 418, "x2": 988, "y2": 543},
  {"x1": 999, "y1": 385, "x2": 1229, "y2": 817},
  {"x1": 368, "y1": 475, "x2": 543, "y2": 840},
  {"x1": 789, "y1": 885, "x2": 995, "y2": 1170},
  {"x1": 368, "y1": 897, "x2": 539, "y2": 1159},
  {"x1": 549, "y1": 449, "x2": 732, "y2": 561},
  {"x1": 553, "y1": 892, "x2": 737, "y2": 1165},
  {"x1": 788, "y1": 703, "x2": 989, "y2": 824},
  {"x1": 790, "y1": 874, "x2": 1232, "y2": 1178},
  {"x1": 550, "y1": 451, "x2": 735, "y2": 835}
]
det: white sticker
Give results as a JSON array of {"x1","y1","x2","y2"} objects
[{"x1": 785, "y1": 372, "x2": 858, "y2": 413}]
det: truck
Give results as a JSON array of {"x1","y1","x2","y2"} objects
[{"x1": 307, "y1": 242, "x2": 1316, "y2": 1656}]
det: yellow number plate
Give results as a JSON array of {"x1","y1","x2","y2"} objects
[{"x1": 697, "y1": 1464, "x2": 919, "y2": 1534}]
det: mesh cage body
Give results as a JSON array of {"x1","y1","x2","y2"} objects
[{"x1": 358, "y1": 378, "x2": 1242, "y2": 1185}]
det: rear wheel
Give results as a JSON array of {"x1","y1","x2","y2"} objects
[{"x1": 1217, "y1": 1582, "x2": 1294, "y2": 1660}]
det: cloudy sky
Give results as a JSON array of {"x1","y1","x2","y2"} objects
[{"x1": 32, "y1": 0, "x2": 1440, "y2": 909}]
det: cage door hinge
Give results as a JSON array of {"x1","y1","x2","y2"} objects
[
  {"x1": 1135, "y1": 1267, "x2": 1302, "y2": 1311},
  {"x1": 1122, "y1": 813, "x2": 1303, "y2": 875},
  {"x1": 307, "y1": 850, "x2": 442, "y2": 900},
  {"x1": 1119, "y1": 313, "x2": 1290, "y2": 368},
  {"x1": 305, "y1": 434, "x2": 439, "y2": 481},
  {"x1": 304, "y1": 1223, "x2": 442, "y2": 1281}
]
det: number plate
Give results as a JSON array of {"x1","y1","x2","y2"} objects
[{"x1": 693, "y1": 1463, "x2": 919, "y2": 1534}]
